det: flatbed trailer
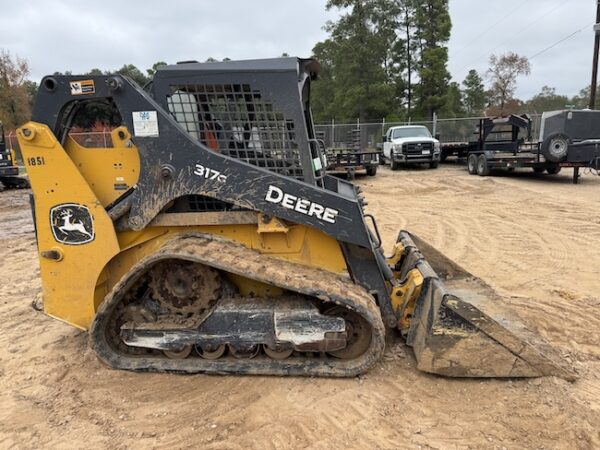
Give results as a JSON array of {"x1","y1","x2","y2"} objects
[
  {"x1": 441, "y1": 114, "x2": 600, "y2": 184},
  {"x1": 318, "y1": 128, "x2": 379, "y2": 180},
  {"x1": 324, "y1": 148, "x2": 380, "y2": 180}
]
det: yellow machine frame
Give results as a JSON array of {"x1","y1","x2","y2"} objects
[{"x1": 18, "y1": 122, "x2": 348, "y2": 329}]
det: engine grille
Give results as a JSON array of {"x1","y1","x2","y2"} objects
[
  {"x1": 166, "y1": 84, "x2": 304, "y2": 180},
  {"x1": 166, "y1": 195, "x2": 242, "y2": 213},
  {"x1": 402, "y1": 142, "x2": 434, "y2": 155}
]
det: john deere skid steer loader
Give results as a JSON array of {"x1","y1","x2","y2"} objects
[{"x1": 16, "y1": 58, "x2": 571, "y2": 378}]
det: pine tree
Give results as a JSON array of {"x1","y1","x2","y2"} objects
[
  {"x1": 312, "y1": 0, "x2": 396, "y2": 122},
  {"x1": 311, "y1": 0, "x2": 453, "y2": 122},
  {"x1": 462, "y1": 69, "x2": 486, "y2": 116},
  {"x1": 412, "y1": 0, "x2": 451, "y2": 120},
  {"x1": 442, "y1": 82, "x2": 464, "y2": 118}
]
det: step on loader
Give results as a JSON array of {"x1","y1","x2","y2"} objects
[{"x1": 16, "y1": 58, "x2": 572, "y2": 378}]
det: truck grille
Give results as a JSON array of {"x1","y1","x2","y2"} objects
[{"x1": 402, "y1": 142, "x2": 433, "y2": 155}]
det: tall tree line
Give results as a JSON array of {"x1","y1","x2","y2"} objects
[{"x1": 312, "y1": 0, "x2": 452, "y2": 122}]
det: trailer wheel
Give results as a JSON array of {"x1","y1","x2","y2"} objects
[
  {"x1": 533, "y1": 167, "x2": 545, "y2": 174},
  {"x1": 546, "y1": 166, "x2": 561, "y2": 175},
  {"x1": 476, "y1": 155, "x2": 490, "y2": 176},
  {"x1": 366, "y1": 166, "x2": 377, "y2": 176},
  {"x1": 467, "y1": 154, "x2": 478, "y2": 175},
  {"x1": 541, "y1": 133, "x2": 571, "y2": 163},
  {"x1": 347, "y1": 169, "x2": 356, "y2": 180},
  {"x1": 429, "y1": 161, "x2": 439, "y2": 169}
]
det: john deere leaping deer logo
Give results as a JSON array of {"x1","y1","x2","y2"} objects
[{"x1": 50, "y1": 204, "x2": 95, "y2": 245}]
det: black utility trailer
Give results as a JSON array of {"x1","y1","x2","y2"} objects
[
  {"x1": 441, "y1": 112, "x2": 600, "y2": 184},
  {"x1": 323, "y1": 148, "x2": 379, "y2": 179},
  {"x1": 319, "y1": 129, "x2": 379, "y2": 180}
]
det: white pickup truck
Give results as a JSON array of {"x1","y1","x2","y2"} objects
[{"x1": 382, "y1": 125, "x2": 441, "y2": 170}]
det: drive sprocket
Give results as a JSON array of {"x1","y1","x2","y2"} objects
[{"x1": 148, "y1": 260, "x2": 221, "y2": 317}]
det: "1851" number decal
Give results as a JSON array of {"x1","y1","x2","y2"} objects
[{"x1": 27, "y1": 156, "x2": 45, "y2": 166}]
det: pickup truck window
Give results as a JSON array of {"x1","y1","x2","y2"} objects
[{"x1": 392, "y1": 127, "x2": 431, "y2": 139}]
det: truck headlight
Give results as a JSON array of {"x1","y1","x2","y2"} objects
[
  {"x1": 434, "y1": 142, "x2": 440, "y2": 152},
  {"x1": 393, "y1": 144, "x2": 402, "y2": 154}
]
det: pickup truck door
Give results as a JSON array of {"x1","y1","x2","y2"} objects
[{"x1": 383, "y1": 129, "x2": 392, "y2": 159}]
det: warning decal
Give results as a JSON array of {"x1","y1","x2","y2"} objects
[
  {"x1": 132, "y1": 111, "x2": 159, "y2": 137},
  {"x1": 70, "y1": 80, "x2": 95, "y2": 96}
]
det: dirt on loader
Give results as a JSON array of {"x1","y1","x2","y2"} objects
[{"x1": 1, "y1": 165, "x2": 599, "y2": 450}]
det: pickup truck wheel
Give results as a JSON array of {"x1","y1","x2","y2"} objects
[
  {"x1": 477, "y1": 154, "x2": 490, "y2": 176},
  {"x1": 366, "y1": 166, "x2": 377, "y2": 176},
  {"x1": 546, "y1": 166, "x2": 561, "y2": 175},
  {"x1": 467, "y1": 154, "x2": 478, "y2": 174},
  {"x1": 429, "y1": 161, "x2": 439, "y2": 169},
  {"x1": 440, "y1": 152, "x2": 448, "y2": 162},
  {"x1": 391, "y1": 161, "x2": 400, "y2": 171},
  {"x1": 541, "y1": 133, "x2": 571, "y2": 163}
]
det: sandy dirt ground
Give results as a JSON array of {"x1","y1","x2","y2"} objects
[{"x1": 1, "y1": 164, "x2": 599, "y2": 449}]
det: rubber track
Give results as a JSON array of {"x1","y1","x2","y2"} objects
[{"x1": 90, "y1": 233, "x2": 386, "y2": 377}]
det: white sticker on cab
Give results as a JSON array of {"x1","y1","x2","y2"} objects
[{"x1": 132, "y1": 111, "x2": 159, "y2": 137}]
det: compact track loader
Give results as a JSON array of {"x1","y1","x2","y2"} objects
[
  {"x1": 0, "y1": 121, "x2": 30, "y2": 190},
  {"x1": 17, "y1": 58, "x2": 571, "y2": 378}
]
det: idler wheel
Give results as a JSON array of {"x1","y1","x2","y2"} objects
[{"x1": 324, "y1": 306, "x2": 371, "y2": 359}]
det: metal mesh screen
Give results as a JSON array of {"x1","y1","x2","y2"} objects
[
  {"x1": 167, "y1": 195, "x2": 240, "y2": 213},
  {"x1": 167, "y1": 84, "x2": 304, "y2": 179}
]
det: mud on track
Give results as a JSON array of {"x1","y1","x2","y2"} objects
[{"x1": 0, "y1": 165, "x2": 599, "y2": 449}]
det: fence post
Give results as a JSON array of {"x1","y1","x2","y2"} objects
[
  {"x1": 432, "y1": 112, "x2": 437, "y2": 137},
  {"x1": 331, "y1": 118, "x2": 335, "y2": 148}
]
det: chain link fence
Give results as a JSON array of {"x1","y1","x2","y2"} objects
[
  {"x1": 315, "y1": 114, "x2": 543, "y2": 150},
  {"x1": 5, "y1": 114, "x2": 545, "y2": 161}
]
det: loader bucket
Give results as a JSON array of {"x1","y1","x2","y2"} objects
[{"x1": 396, "y1": 232, "x2": 574, "y2": 380}]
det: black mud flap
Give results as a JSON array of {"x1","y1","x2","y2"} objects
[{"x1": 398, "y1": 231, "x2": 575, "y2": 380}]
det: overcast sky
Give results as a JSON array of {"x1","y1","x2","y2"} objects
[{"x1": 2, "y1": 0, "x2": 596, "y2": 99}]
